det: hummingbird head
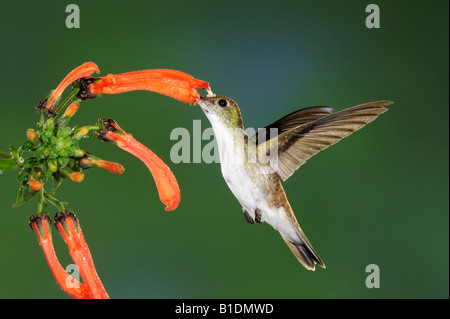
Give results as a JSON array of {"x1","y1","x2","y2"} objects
[{"x1": 198, "y1": 96, "x2": 244, "y2": 130}]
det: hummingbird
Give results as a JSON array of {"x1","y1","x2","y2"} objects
[{"x1": 197, "y1": 94, "x2": 391, "y2": 270}]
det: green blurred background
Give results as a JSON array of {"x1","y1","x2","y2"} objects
[{"x1": 0, "y1": 0, "x2": 448, "y2": 299}]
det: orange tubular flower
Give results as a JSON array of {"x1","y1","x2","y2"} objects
[
  {"x1": 29, "y1": 212, "x2": 89, "y2": 299},
  {"x1": 26, "y1": 128, "x2": 37, "y2": 141},
  {"x1": 80, "y1": 69, "x2": 210, "y2": 104},
  {"x1": 28, "y1": 177, "x2": 44, "y2": 191},
  {"x1": 38, "y1": 62, "x2": 99, "y2": 113},
  {"x1": 54, "y1": 211, "x2": 109, "y2": 299},
  {"x1": 68, "y1": 171, "x2": 85, "y2": 183},
  {"x1": 80, "y1": 156, "x2": 125, "y2": 175},
  {"x1": 95, "y1": 118, "x2": 180, "y2": 211},
  {"x1": 62, "y1": 101, "x2": 79, "y2": 118}
]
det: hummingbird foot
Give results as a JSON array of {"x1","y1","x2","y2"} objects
[
  {"x1": 255, "y1": 208, "x2": 262, "y2": 223},
  {"x1": 242, "y1": 208, "x2": 263, "y2": 224},
  {"x1": 242, "y1": 210, "x2": 254, "y2": 224}
]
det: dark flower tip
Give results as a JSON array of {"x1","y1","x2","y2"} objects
[
  {"x1": 29, "y1": 212, "x2": 52, "y2": 237},
  {"x1": 54, "y1": 210, "x2": 77, "y2": 227},
  {"x1": 35, "y1": 98, "x2": 48, "y2": 113},
  {"x1": 94, "y1": 118, "x2": 119, "y2": 142},
  {"x1": 75, "y1": 77, "x2": 100, "y2": 100}
]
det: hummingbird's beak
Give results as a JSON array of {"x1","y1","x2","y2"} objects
[
  {"x1": 205, "y1": 87, "x2": 216, "y2": 97},
  {"x1": 197, "y1": 96, "x2": 212, "y2": 114}
]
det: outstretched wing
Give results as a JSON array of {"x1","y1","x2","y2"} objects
[
  {"x1": 267, "y1": 101, "x2": 392, "y2": 181},
  {"x1": 250, "y1": 106, "x2": 335, "y2": 145}
]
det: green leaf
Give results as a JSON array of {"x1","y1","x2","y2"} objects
[
  {"x1": 7, "y1": 146, "x2": 23, "y2": 166},
  {"x1": 0, "y1": 151, "x2": 12, "y2": 159},
  {"x1": 49, "y1": 147, "x2": 59, "y2": 159},
  {"x1": 58, "y1": 156, "x2": 69, "y2": 168},
  {"x1": 65, "y1": 147, "x2": 74, "y2": 157},
  {"x1": 44, "y1": 118, "x2": 55, "y2": 131},
  {"x1": 9, "y1": 145, "x2": 19, "y2": 159},
  {"x1": 56, "y1": 127, "x2": 72, "y2": 138},
  {"x1": 43, "y1": 146, "x2": 53, "y2": 157},
  {"x1": 73, "y1": 148, "x2": 85, "y2": 157},
  {"x1": 13, "y1": 180, "x2": 37, "y2": 207},
  {"x1": 42, "y1": 130, "x2": 53, "y2": 143},
  {"x1": 20, "y1": 140, "x2": 35, "y2": 152},
  {"x1": 59, "y1": 148, "x2": 68, "y2": 157},
  {"x1": 52, "y1": 173, "x2": 63, "y2": 191},
  {"x1": 12, "y1": 182, "x2": 24, "y2": 208},
  {"x1": 23, "y1": 181, "x2": 38, "y2": 203},
  {"x1": 35, "y1": 145, "x2": 47, "y2": 159},
  {"x1": 41, "y1": 162, "x2": 53, "y2": 179},
  {"x1": 48, "y1": 159, "x2": 58, "y2": 172},
  {"x1": 23, "y1": 159, "x2": 39, "y2": 170},
  {"x1": 0, "y1": 159, "x2": 19, "y2": 171},
  {"x1": 44, "y1": 192, "x2": 68, "y2": 211}
]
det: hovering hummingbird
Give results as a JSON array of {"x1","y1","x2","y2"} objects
[{"x1": 197, "y1": 94, "x2": 391, "y2": 270}]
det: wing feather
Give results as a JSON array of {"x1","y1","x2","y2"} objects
[
  {"x1": 250, "y1": 106, "x2": 335, "y2": 145},
  {"x1": 270, "y1": 101, "x2": 392, "y2": 181}
]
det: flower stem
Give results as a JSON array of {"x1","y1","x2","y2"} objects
[
  {"x1": 0, "y1": 151, "x2": 11, "y2": 159},
  {"x1": 0, "y1": 158, "x2": 18, "y2": 171},
  {"x1": 37, "y1": 188, "x2": 45, "y2": 213},
  {"x1": 54, "y1": 85, "x2": 80, "y2": 116},
  {"x1": 44, "y1": 192, "x2": 66, "y2": 211}
]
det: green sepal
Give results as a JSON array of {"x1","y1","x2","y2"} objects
[
  {"x1": 52, "y1": 173, "x2": 63, "y2": 191},
  {"x1": 35, "y1": 145, "x2": 47, "y2": 159},
  {"x1": 9, "y1": 145, "x2": 24, "y2": 165},
  {"x1": 56, "y1": 127, "x2": 72, "y2": 138},
  {"x1": 13, "y1": 180, "x2": 38, "y2": 208},
  {"x1": 0, "y1": 158, "x2": 19, "y2": 171},
  {"x1": 44, "y1": 192, "x2": 68, "y2": 211},
  {"x1": 48, "y1": 159, "x2": 58, "y2": 172},
  {"x1": 20, "y1": 140, "x2": 35, "y2": 153},
  {"x1": 73, "y1": 148, "x2": 85, "y2": 157},
  {"x1": 42, "y1": 130, "x2": 53, "y2": 144},
  {"x1": 44, "y1": 118, "x2": 55, "y2": 132},
  {"x1": 58, "y1": 156, "x2": 69, "y2": 169},
  {"x1": 49, "y1": 147, "x2": 59, "y2": 159},
  {"x1": 0, "y1": 151, "x2": 12, "y2": 159}
]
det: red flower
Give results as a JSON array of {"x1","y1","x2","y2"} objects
[
  {"x1": 80, "y1": 154, "x2": 125, "y2": 175},
  {"x1": 29, "y1": 214, "x2": 88, "y2": 299},
  {"x1": 54, "y1": 210, "x2": 109, "y2": 299},
  {"x1": 28, "y1": 177, "x2": 44, "y2": 191},
  {"x1": 26, "y1": 128, "x2": 37, "y2": 141},
  {"x1": 79, "y1": 69, "x2": 210, "y2": 104},
  {"x1": 95, "y1": 118, "x2": 180, "y2": 211},
  {"x1": 40, "y1": 62, "x2": 99, "y2": 113}
]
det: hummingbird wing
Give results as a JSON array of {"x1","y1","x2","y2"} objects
[
  {"x1": 264, "y1": 101, "x2": 392, "y2": 181},
  {"x1": 249, "y1": 106, "x2": 335, "y2": 145}
]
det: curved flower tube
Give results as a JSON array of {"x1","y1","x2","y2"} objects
[
  {"x1": 40, "y1": 62, "x2": 99, "y2": 113},
  {"x1": 54, "y1": 210, "x2": 109, "y2": 299},
  {"x1": 95, "y1": 118, "x2": 180, "y2": 211},
  {"x1": 29, "y1": 212, "x2": 90, "y2": 299},
  {"x1": 79, "y1": 69, "x2": 210, "y2": 104}
]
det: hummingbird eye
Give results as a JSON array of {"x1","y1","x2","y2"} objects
[{"x1": 218, "y1": 99, "x2": 228, "y2": 107}]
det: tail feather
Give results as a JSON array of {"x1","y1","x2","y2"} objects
[{"x1": 281, "y1": 235, "x2": 325, "y2": 271}]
